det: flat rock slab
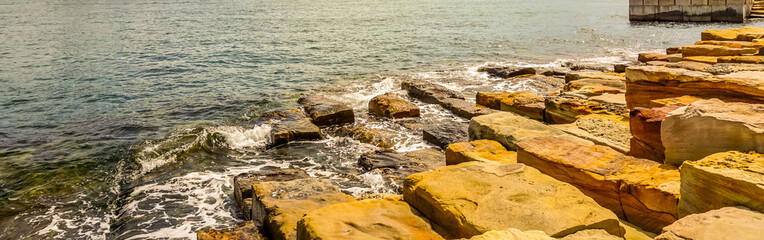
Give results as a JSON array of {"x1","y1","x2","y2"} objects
[
  {"x1": 439, "y1": 98, "x2": 498, "y2": 119},
  {"x1": 403, "y1": 162, "x2": 624, "y2": 238},
  {"x1": 589, "y1": 93, "x2": 626, "y2": 107},
  {"x1": 566, "y1": 78, "x2": 626, "y2": 91},
  {"x1": 298, "y1": 95, "x2": 355, "y2": 126},
  {"x1": 269, "y1": 118, "x2": 323, "y2": 146},
  {"x1": 718, "y1": 56, "x2": 764, "y2": 64},
  {"x1": 445, "y1": 140, "x2": 517, "y2": 165},
  {"x1": 678, "y1": 151, "x2": 764, "y2": 217},
  {"x1": 197, "y1": 221, "x2": 265, "y2": 240},
  {"x1": 368, "y1": 92, "x2": 420, "y2": 119},
  {"x1": 544, "y1": 96, "x2": 627, "y2": 124},
  {"x1": 656, "y1": 207, "x2": 764, "y2": 240},
  {"x1": 296, "y1": 196, "x2": 445, "y2": 240},
  {"x1": 565, "y1": 71, "x2": 625, "y2": 83},
  {"x1": 462, "y1": 228, "x2": 555, "y2": 240},
  {"x1": 517, "y1": 136, "x2": 680, "y2": 233},
  {"x1": 498, "y1": 91, "x2": 546, "y2": 121},
  {"x1": 477, "y1": 65, "x2": 535, "y2": 79},
  {"x1": 661, "y1": 99, "x2": 764, "y2": 165},
  {"x1": 401, "y1": 81, "x2": 464, "y2": 104},
  {"x1": 469, "y1": 112, "x2": 593, "y2": 150},
  {"x1": 701, "y1": 27, "x2": 764, "y2": 41},
  {"x1": 234, "y1": 169, "x2": 310, "y2": 220},
  {"x1": 252, "y1": 178, "x2": 355, "y2": 240},
  {"x1": 332, "y1": 126, "x2": 397, "y2": 149},
  {"x1": 552, "y1": 114, "x2": 631, "y2": 154},
  {"x1": 681, "y1": 45, "x2": 757, "y2": 57},
  {"x1": 403, "y1": 148, "x2": 446, "y2": 170},
  {"x1": 624, "y1": 66, "x2": 764, "y2": 109},
  {"x1": 422, "y1": 121, "x2": 469, "y2": 149},
  {"x1": 359, "y1": 150, "x2": 429, "y2": 185}
]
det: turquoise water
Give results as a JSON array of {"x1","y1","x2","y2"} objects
[{"x1": 0, "y1": 0, "x2": 760, "y2": 238}]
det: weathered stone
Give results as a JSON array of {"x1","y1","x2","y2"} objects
[
  {"x1": 681, "y1": 56, "x2": 717, "y2": 64},
  {"x1": 445, "y1": 140, "x2": 517, "y2": 165},
  {"x1": 234, "y1": 169, "x2": 311, "y2": 220},
  {"x1": 666, "y1": 47, "x2": 682, "y2": 54},
  {"x1": 661, "y1": 99, "x2": 764, "y2": 165},
  {"x1": 544, "y1": 96, "x2": 627, "y2": 124},
  {"x1": 670, "y1": 61, "x2": 712, "y2": 72},
  {"x1": 678, "y1": 151, "x2": 764, "y2": 217},
  {"x1": 703, "y1": 63, "x2": 764, "y2": 75},
  {"x1": 566, "y1": 78, "x2": 626, "y2": 90},
  {"x1": 694, "y1": 40, "x2": 764, "y2": 49},
  {"x1": 647, "y1": 95, "x2": 701, "y2": 108},
  {"x1": 260, "y1": 108, "x2": 306, "y2": 122},
  {"x1": 717, "y1": 55, "x2": 764, "y2": 64},
  {"x1": 439, "y1": 98, "x2": 498, "y2": 119},
  {"x1": 563, "y1": 81, "x2": 623, "y2": 97},
  {"x1": 589, "y1": 94, "x2": 626, "y2": 107},
  {"x1": 701, "y1": 27, "x2": 764, "y2": 41},
  {"x1": 298, "y1": 95, "x2": 355, "y2": 126},
  {"x1": 624, "y1": 66, "x2": 764, "y2": 109},
  {"x1": 628, "y1": 105, "x2": 683, "y2": 162},
  {"x1": 681, "y1": 45, "x2": 757, "y2": 57},
  {"x1": 358, "y1": 150, "x2": 429, "y2": 185},
  {"x1": 559, "y1": 229, "x2": 622, "y2": 240},
  {"x1": 252, "y1": 178, "x2": 355, "y2": 240},
  {"x1": 656, "y1": 207, "x2": 764, "y2": 240},
  {"x1": 614, "y1": 63, "x2": 630, "y2": 73},
  {"x1": 476, "y1": 91, "x2": 511, "y2": 109},
  {"x1": 638, "y1": 53, "x2": 670, "y2": 63},
  {"x1": 565, "y1": 71, "x2": 625, "y2": 83},
  {"x1": 463, "y1": 228, "x2": 554, "y2": 240},
  {"x1": 469, "y1": 112, "x2": 593, "y2": 150},
  {"x1": 422, "y1": 121, "x2": 469, "y2": 149},
  {"x1": 296, "y1": 196, "x2": 445, "y2": 240},
  {"x1": 269, "y1": 119, "x2": 323, "y2": 146},
  {"x1": 197, "y1": 221, "x2": 265, "y2": 240},
  {"x1": 498, "y1": 91, "x2": 546, "y2": 121},
  {"x1": 477, "y1": 65, "x2": 536, "y2": 78},
  {"x1": 368, "y1": 93, "x2": 420, "y2": 119},
  {"x1": 401, "y1": 81, "x2": 464, "y2": 104},
  {"x1": 552, "y1": 114, "x2": 631, "y2": 153},
  {"x1": 332, "y1": 126, "x2": 396, "y2": 149},
  {"x1": 403, "y1": 162, "x2": 624, "y2": 238},
  {"x1": 517, "y1": 137, "x2": 680, "y2": 233},
  {"x1": 525, "y1": 75, "x2": 567, "y2": 95},
  {"x1": 403, "y1": 148, "x2": 446, "y2": 170}
]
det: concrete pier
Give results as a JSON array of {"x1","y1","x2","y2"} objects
[{"x1": 629, "y1": 0, "x2": 753, "y2": 22}]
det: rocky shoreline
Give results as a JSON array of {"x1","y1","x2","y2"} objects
[{"x1": 197, "y1": 27, "x2": 764, "y2": 240}]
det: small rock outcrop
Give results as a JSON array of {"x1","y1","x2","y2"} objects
[
  {"x1": 262, "y1": 109, "x2": 323, "y2": 146},
  {"x1": 298, "y1": 95, "x2": 355, "y2": 126},
  {"x1": 552, "y1": 114, "x2": 631, "y2": 153},
  {"x1": 445, "y1": 140, "x2": 517, "y2": 165},
  {"x1": 477, "y1": 65, "x2": 536, "y2": 79},
  {"x1": 544, "y1": 96, "x2": 627, "y2": 124},
  {"x1": 368, "y1": 93, "x2": 420, "y2": 119},
  {"x1": 401, "y1": 81, "x2": 464, "y2": 104},
  {"x1": 439, "y1": 98, "x2": 498, "y2": 119},
  {"x1": 422, "y1": 121, "x2": 469, "y2": 149},
  {"x1": 233, "y1": 168, "x2": 310, "y2": 220},
  {"x1": 469, "y1": 112, "x2": 593, "y2": 150},
  {"x1": 656, "y1": 207, "x2": 764, "y2": 240}
]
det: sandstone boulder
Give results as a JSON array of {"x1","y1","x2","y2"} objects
[
  {"x1": 666, "y1": 47, "x2": 682, "y2": 54},
  {"x1": 252, "y1": 178, "x2": 355, "y2": 240},
  {"x1": 565, "y1": 71, "x2": 625, "y2": 83},
  {"x1": 197, "y1": 222, "x2": 265, "y2": 240},
  {"x1": 462, "y1": 228, "x2": 554, "y2": 240},
  {"x1": 469, "y1": 112, "x2": 593, "y2": 150},
  {"x1": 422, "y1": 121, "x2": 469, "y2": 149},
  {"x1": 234, "y1": 169, "x2": 310, "y2": 220},
  {"x1": 638, "y1": 53, "x2": 669, "y2": 63},
  {"x1": 628, "y1": 105, "x2": 683, "y2": 162},
  {"x1": 368, "y1": 93, "x2": 420, "y2": 119},
  {"x1": 477, "y1": 65, "x2": 536, "y2": 79},
  {"x1": 544, "y1": 96, "x2": 627, "y2": 124},
  {"x1": 401, "y1": 81, "x2": 464, "y2": 104},
  {"x1": 298, "y1": 95, "x2": 355, "y2": 126},
  {"x1": 656, "y1": 207, "x2": 764, "y2": 240},
  {"x1": 517, "y1": 137, "x2": 680, "y2": 233},
  {"x1": 565, "y1": 78, "x2": 626, "y2": 91},
  {"x1": 678, "y1": 151, "x2": 764, "y2": 217},
  {"x1": 403, "y1": 162, "x2": 624, "y2": 238},
  {"x1": 439, "y1": 98, "x2": 498, "y2": 119},
  {"x1": 681, "y1": 56, "x2": 717, "y2": 64},
  {"x1": 269, "y1": 119, "x2": 323, "y2": 146},
  {"x1": 476, "y1": 91, "x2": 511, "y2": 109},
  {"x1": 661, "y1": 99, "x2": 764, "y2": 165},
  {"x1": 701, "y1": 27, "x2": 764, "y2": 41},
  {"x1": 694, "y1": 40, "x2": 764, "y2": 49},
  {"x1": 296, "y1": 196, "x2": 444, "y2": 240},
  {"x1": 681, "y1": 45, "x2": 757, "y2": 57},
  {"x1": 498, "y1": 91, "x2": 546, "y2": 120},
  {"x1": 552, "y1": 114, "x2": 631, "y2": 153},
  {"x1": 445, "y1": 140, "x2": 517, "y2": 165}
]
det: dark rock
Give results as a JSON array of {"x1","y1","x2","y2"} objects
[
  {"x1": 477, "y1": 66, "x2": 536, "y2": 79},
  {"x1": 298, "y1": 95, "x2": 355, "y2": 126},
  {"x1": 269, "y1": 119, "x2": 323, "y2": 146},
  {"x1": 332, "y1": 126, "x2": 397, "y2": 149},
  {"x1": 666, "y1": 47, "x2": 682, "y2": 54},
  {"x1": 359, "y1": 150, "x2": 429, "y2": 185},
  {"x1": 403, "y1": 148, "x2": 445, "y2": 170},
  {"x1": 233, "y1": 169, "x2": 310, "y2": 220},
  {"x1": 614, "y1": 64, "x2": 629, "y2": 73},
  {"x1": 422, "y1": 121, "x2": 469, "y2": 149},
  {"x1": 368, "y1": 93, "x2": 420, "y2": 119},
  {"x1": 401, "y1": 81, "x2": 464, "y2": 104},
  {"x1": 439, "y1": 98, "x2": 499, "y2": 119}
]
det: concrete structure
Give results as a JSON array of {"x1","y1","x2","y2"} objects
[{"x1": 630, "y1": 0, "x2": 754, "y2": 22}]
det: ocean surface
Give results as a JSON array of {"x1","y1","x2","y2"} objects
[{"x1": 0, "y1": 0, "x2": 760, "y2": 239}]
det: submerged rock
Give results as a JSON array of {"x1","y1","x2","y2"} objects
[
  {"x1": 197, "y1": 221, "x2": 265, "y2": 240},
  {"x1": 403, "y1": 162, "x2": 624, "y2": 238},
  {"x1": 298, "y1": 95, "x2": 355, "y2": 126},
  {"x1": 517, "y1": 137, "x2": 680, "y2": 233},
  {"x1": 661, "y1": 99, "x2": 764, "y2": 165},
  {"x1": 401, "y1": 80, "x2": 464, "y2": 104},
  {"x1": 477, "y1": 65, "x2": 536, "y2": 79},
  {"x1": 469, "y1": 112, "x2": 593, "y2": 150},
  {"x1": 296, "y1": 196, "x2": 444, "y2": 240},
  {"x1": 233, "y1": 169, "x2": 310, "y2": 220},
  {"x1": 422, "y1": 121, "x2": 469, "y2": 149},
  {"x1": 368, "y1": 92, "x2": 420, "y2": 119},
  {"x1": 678, "y1": 151, "x2": 764, "y2": 217},
  {"x1": 445, "y1": 140, "x2": 516, "y2": 165},
  {"x1": 656, "y1": 207, "x2": 764, "y2": 240}
]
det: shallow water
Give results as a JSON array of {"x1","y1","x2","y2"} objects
[{"x1": 0, "y1": 0, "x2": 761, "y2": 238}]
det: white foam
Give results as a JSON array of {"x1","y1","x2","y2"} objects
[{"x1": 212, "y1": 124, "x2": 271, "y2": 150}]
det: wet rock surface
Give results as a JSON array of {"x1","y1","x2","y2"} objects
[
  {"x1": 234, "y1": 169, "x2": 311, "y2": 220},
  {"x1": 368, "y1": 92, "x2": 420, "y2": 119},
  {"x1": 298, "y1": 95, "x2": 355, "y2": 126},
  {"x1": 477, "y1": 65, "x2": 536, "y2": 79},
  {"x1": 439, "y1": 98, "x2": 498, "y2": 119},
  {"x1": 401, "y1": 80, "x2": 464, "y2": 104},
  {"x1": 422, "y1": 121, "x2": 469, "y2": 149}
]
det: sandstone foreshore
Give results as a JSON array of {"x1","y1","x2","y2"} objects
[{"x1": 197, "y1": 27, "x2": 764, "y2": 240}]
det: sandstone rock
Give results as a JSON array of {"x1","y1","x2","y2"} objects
[
  {"x1": 638, "y1": 53, "x2": 669, "y2": 63},
  {"x1": 661, "y1": 99, "x2": 764, "y2": 165},
  {"x1": 445, "y1": 140, "x2": 517, "y2": 165},
  {"x1": 269, "y1": 119, "x2": 323, "y2": 146},
  {"x1": 498, "y1": 91, "x2": 546, "y2": 121},
  {"x1": 403, "y1": 162, "x2": 624, "y2": 238},
  {"x1": 552, "y1": 114, "x2": 631, "y2": 153},
  {"x1": 332, "y1": 126, "x2": 396, "y2": 149},
  {"x1": 717, "y1": 55, "x2": 764, "y2": 64},
  {"x1": 476, "y1": 91, "x2": 511, "y2": 109},
  {"x1": 701, "y1": 27, "x2": 764, "y2": 41},
  {"x1": 624, "y1": 66, "x2": 764, "y2": 109},
  {"x1": 681, "y1": 56, "x2": 717, "y2": 64},
  {"x1": 422, "y1": 121, "x2": 469, "y2": 149},
  {"x1": 628, "y1": 105, "x2": 683, "y2": 162},
  {"x1": 647, "y1": 96, "x2": 701, "y2": 108},
  {"x1": 516, "y1": 137, "x2": 680, "y2": 233},
  {"x1": 666, "y1": 47, "x2": 682, "y2": 54},
  {"x1": 544, "y1": 96, "x2": 627, "y2": 124},
  {"x1": 463, "y1": 228, "x2": 554, "y2": 240},
  {"x1": 469, "y1": 112, "x2": 593, "y2": 150},
  {"x1": 703, "y1": 63, "x2": 764, "y2": 75},
  {"x1": 439, "y1": 98, "x2": 498, "y2": 119},
  {"x1": 197, "y1": 221, "x2": 265, "y2": 240},
  {"x1": 368, "y1": 93, "x2": 420, "y2": 119},
  {"x1": 477, "y1": 65, "x2": 536, "y2": 78},
  {"x1": 565, "y1": 78, "x2": 626, "y2": 91},
  {"x1": 671, "y1": 61, "x2": 712, "y2": 71},
  {"x1": 694, "y1": 40, "x2": 764, "y2": 49},
  {"x1": 681, "y1": 45, "x2": 757, "y2": 57},
  {"x1": 678, "y1": 151, "x2": 764, "y2": 217},
  {"x1": 252, "y1": 178, "x2": 355, "y2": 240},
  {"x1": 656, "y1": 207, "x2": 764, "y2": 240},
  {"x1": 403, "y1": 148, "x2": 446, "y2": 170},
  {"x1": 565, "y1": 71, "x2": 625, "y2": 83},
  {"x1": 401, "y1": 81, "x2": 464, "y2": 104},
  {"x1": 563, "y1": 81, "x2": 623, "y2": 97},
  {"x1": 234, "y1": 169, "x2": 310, "y2": 220},
  {"x1": 525, "y1": 75, "x2": 567, "y2": 95},
  {"x1": 260, "y1": 108, "x2": 306, "y2": 122},
  {"x1": 589, "y1": 94, "x2": 626, "y2": 107},
  {"x1": 559, "y1": 229, "x2": 622, "y2": 240},
  {"x1": 614, "y1": 63, "x2": 630, "y2": 73},
  {"x1": 298, "y1": 95, "x2": 355, "y2": 126},
  {"x1": 296, "y1": 196, "x2": 444, "y2": 240}
]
